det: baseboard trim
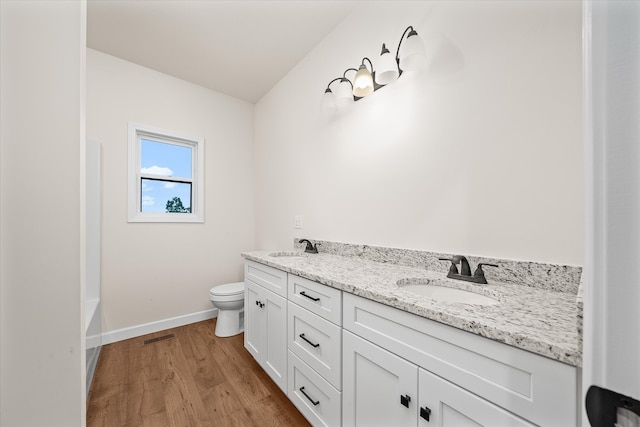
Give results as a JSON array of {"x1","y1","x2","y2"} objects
[{"x1": 101, "y1": 308, "x2": 218, "y2": 345}]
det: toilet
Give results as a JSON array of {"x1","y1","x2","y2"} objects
[{"x1": 209, "y1": 281, "x2": 245, "y2": 337}]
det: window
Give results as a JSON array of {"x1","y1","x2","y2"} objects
[{"x1": 128, "y1": 123, "x2": 204, "y2": 222}]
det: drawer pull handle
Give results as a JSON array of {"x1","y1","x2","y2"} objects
[
  {"x1": 300, "y1": 291, "x2": 320, "y2": 302},
  {"x1": 420, "y1": 406, "x2": 432, "y2": 422},
  {"x1": 299, "y1": 387, "x2": 320, "y2": 406},
  {"x1": 299, "y1": 333, "x2": 320, "y2": 348},
  {"x1": 400, "y1": 394, "x2": 411, "y2": 408}
]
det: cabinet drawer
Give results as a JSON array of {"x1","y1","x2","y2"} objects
[
  {"x1": 288, "y1": 302, "x2": 342, "y2": 390},
  {"x1": 343, "y1": 293, "x2": 577, "y2": 427},
  {"x1": 288, "y1": 351, "x2": 341, "y2": 427},
  {"x1": 288, "y1": 274, "x2": 342, "y2": 325},
  {"x1": 245, "y1": 260, "x2": 287, "y2": 298}
]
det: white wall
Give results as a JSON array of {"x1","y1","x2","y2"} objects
[
  {"x1": 87, "y1": 49, "x2": 255, "y2": 333},
  {"x1": 255, "y1": 1, "x2": 583, "y2": 266},
  {"x1": 0, "y1": 1, "x2": 86, "y2": 425}
]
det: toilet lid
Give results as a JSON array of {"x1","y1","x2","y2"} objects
[{"x1": 210, "y1": 281, "x2": 244, "y2": 296}]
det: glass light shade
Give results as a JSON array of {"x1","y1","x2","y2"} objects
[
  {"x1": 321, "y1": 89, "x2": 336, "y2": 114},
  {"x1": 335, "y1": 78, "x2": 354, "y2": 110},
  {"x1": 400, "y1": 32, "x2": 427, "y2": 71},
  {"x1": 376, "y1": 50, "x2": 400, "y2": 85},
  {"x1": 352, "y1": 65, "x2": 374, "y2": 97}
]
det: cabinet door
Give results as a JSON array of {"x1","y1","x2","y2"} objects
[
  {"x1": 263, "y1": 287, "x2": 287, "y2": 392},
  {"x1": 343, "y1": 330, "x2": 418, "y2": 427},
  {"x1": 418, "y1": 368, "x2": 535, "y2": 427},
  {"x1": 244, "y1": 280, "x2": 264, "y2": 361}
]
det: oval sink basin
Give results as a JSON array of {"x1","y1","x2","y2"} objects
[
  {"x1": 268, "y1": 251, "x2": 308, "y2": 258},
  {"x1": 399, "y1": 282, "x2": 499, "y2": 305}
]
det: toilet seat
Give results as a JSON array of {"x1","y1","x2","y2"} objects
[{"x1": 210, "y1": 281, "x2": 244, "y2": 299}]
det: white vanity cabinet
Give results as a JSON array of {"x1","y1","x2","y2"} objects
[
  {"x1": 287, "y1": 274, "x2": 343, "y2": 427},
  {"x1": 243, "y1": 258, "x2": 580, "y2": 427},
  {"x1": 342, "y1": 293, "x2": 579, "y2": 427},
  {"x1": 244, "y1": 261, "x2": 288, "y2": 392}
]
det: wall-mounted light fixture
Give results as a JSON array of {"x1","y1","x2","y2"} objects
[{"x1": 322, "y1": 25, "x2": 427, "y2": 113}]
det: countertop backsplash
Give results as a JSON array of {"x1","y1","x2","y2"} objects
[{"x1": 294, "y1": 238, "x2": 582, "y2": 294}]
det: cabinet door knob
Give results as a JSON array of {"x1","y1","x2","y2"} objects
[
  {"x1": 420, "y1": 406, "x2": 432, "y2": 421},
  {"x1": 255, "y1": 300, "x2": 264, "y2": 308},
  {"x1": 299, "y1": 386, "x2": 320, "y2": 406},
  {"x1": 299, "y1": 333, "x2": 320, "y2": 348},
  {"x1": 300, "y1": 291, "x2": 320, "y2": 302},
  {"x1": 400, "y1": 394, "x2": 411, "y2": 408}
]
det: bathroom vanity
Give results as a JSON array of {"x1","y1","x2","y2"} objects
[{"x1": 242, "y1": 242, "x2": 582, "y2": 426}]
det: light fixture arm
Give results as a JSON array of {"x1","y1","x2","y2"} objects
[
  {"x1": 394, "y1": 25, "x2": 416, "y2": 74},
  {"x1": 343, "y1": 68, "x2": 358, "y2": 79},
  {"x1": 325, "y1": 77, "x2": 343, "y2": 92},
  {"x1": 361, "y1": 57, "x2": 374, "y2": 72},
  {"x1": 339, "y1": 67, "x2": 358, "y2": 89}
]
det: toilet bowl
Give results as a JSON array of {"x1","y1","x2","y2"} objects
[{"x1": 209, "y1": 281, "x2": 245, "y2": 337}]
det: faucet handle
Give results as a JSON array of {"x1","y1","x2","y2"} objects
[
  {"x1": 298, "y1": 239, "x2": 319, "y2": 254},
  {"x1": 452, "y1": 255, "x2": 471, "y2": 276},
  {"x1": 438, "y1": 258, "x2": 459, "y2": 275},
  {"x1": 473, "y1": 263, "x2": 499, "y2": 279}
]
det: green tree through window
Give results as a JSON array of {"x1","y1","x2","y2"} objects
[{"x1": 165, "y1": 196, "x2": 191, "y2": 213}]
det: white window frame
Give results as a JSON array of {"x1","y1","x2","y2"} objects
[{"x1": 127, "y1": 122, "x2": 204, "y2": 223}]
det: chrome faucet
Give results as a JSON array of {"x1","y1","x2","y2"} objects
[
  {"x1": 298, "y1": 239, "x2": 319, "y2": 254},
  {"x1": 438, "y1": 255, "x2": 498, "y2": 284}
]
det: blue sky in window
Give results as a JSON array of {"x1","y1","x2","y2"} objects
[{"x1": 141, "y1": 139, "x2": 193, "y2": 213}]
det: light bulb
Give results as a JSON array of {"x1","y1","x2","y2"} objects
[
  {"x1": 375, "y1": 43, "x2": 399, "y2": 85},
  {"x1": 353, "y1": 64, "x2": 374, "y2": 97},
  {"x1": 321, "y1": 88, "x2": 336, "y2": 114},
  {"x1": 335, "y1": 78, "x2": 354, "y2": 110},
  {"x1": 400, "y1": 30, "x2": 427, "y2": 71}
]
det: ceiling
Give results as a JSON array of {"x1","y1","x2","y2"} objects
[{"x1": 87, "y1": 1, "x2": 355, "y2": 103}]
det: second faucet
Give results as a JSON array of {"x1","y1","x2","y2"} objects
[
  {"x1": 438, "y1": 255, "x2": 498, "y2": 285},
  {"x1": 299, "y1": 239, "x2": 320, "y2": 254}
]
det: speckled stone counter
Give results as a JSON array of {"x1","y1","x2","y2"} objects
[{"x1": 242, "y1": 241, "x2": 582, "y2": 367}]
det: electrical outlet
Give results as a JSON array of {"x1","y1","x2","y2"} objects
[{"x1": 294, "y1": 215, "x2": 303, "y2": 229}]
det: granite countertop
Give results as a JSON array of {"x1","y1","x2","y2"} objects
[{"x1": 242, "y1": 249, "x2": 581, "y2": 367}]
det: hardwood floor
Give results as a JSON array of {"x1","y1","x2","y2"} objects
[{"x1": 87, "y1": 319, "x2": 311, "y2": 426}]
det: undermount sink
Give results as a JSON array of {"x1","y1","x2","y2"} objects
[
  {"x1": 397, "y1": 279, "x2": 500, "y2": 305},
  {"x1": 268, "y1": 251, "x2": 308, "y2": 258}
]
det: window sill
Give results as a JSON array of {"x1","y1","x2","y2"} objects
[{"x1": 127, "y1": 213, "x2": 204, "y2": 223}]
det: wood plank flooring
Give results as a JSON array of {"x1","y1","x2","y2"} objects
[{"x1": 87, "y1": 319, "x2": 310, "y2": 427}]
